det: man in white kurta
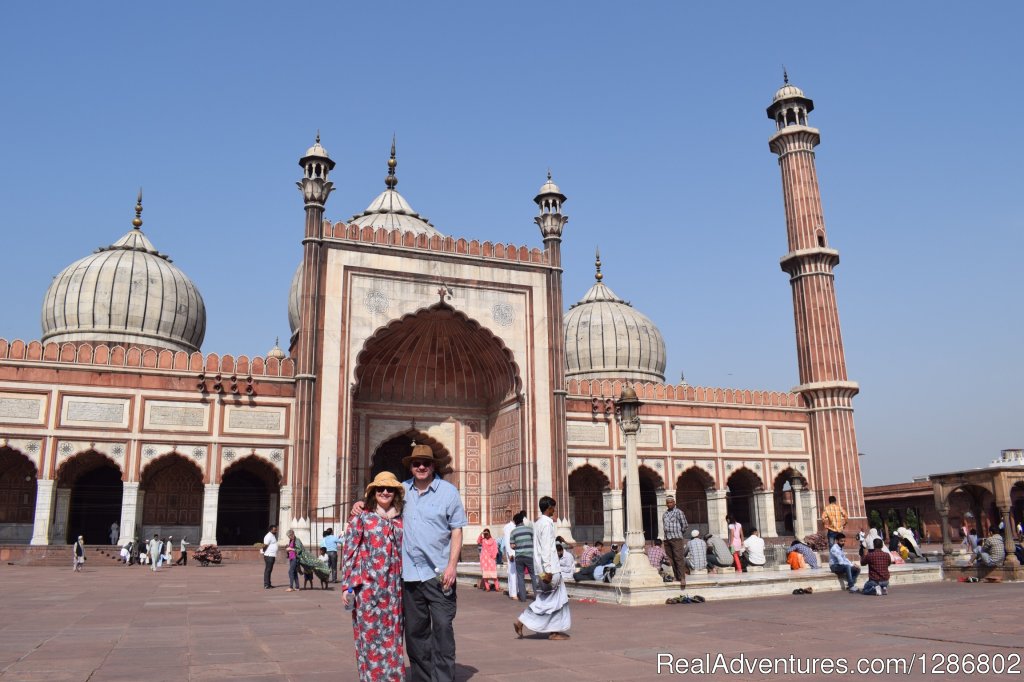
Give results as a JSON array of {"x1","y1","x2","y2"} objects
[
  {"x1": 514, "y1": 497, "x2": 571, "y2": 640},
  {"x1": 503, "y1": 516, "x2": 518, "y2": 600}
]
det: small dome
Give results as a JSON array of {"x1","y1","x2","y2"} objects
[
  {"x1": 42, "y1": 215, "x2": 206, "y2": 352},
  {"x1": 563, "y1": 253, "x2": 666, "y2": 383},
  {"x1": 535, "y1": 171, "x2": 566, "y2": 203},
  {"x1": 349, "y1": 188, "x2": 442, "y2": 236},
  {"x1": 772, "y1": 83, "x2": 806, "y2": 103},
  {"x1": 267, "y1": 337, "x2": 286, "y2": 360}
]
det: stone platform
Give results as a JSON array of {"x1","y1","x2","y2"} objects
[{"x1": 458, "y1": 561, "x2": 943, "y2": 605}]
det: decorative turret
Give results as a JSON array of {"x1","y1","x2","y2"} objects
[
  {"x1": 297, "y1": 132, "x2": 335, "y2": 206},
  {"x1": 534, "y1": 171, "x2": 568, "y2": 242}
]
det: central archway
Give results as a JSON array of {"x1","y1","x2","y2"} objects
[
  {"x1": 352, "y1": 302, "x2": 525, "y2": 526},
  {"x1": 141, "y1": 454, "x2": 203, "y2": 539},
  {"x1": 57, "y1": 451, "x2": 122, "y2": 545},
  {"x1": 218, "y1": 456, "x2": 280, "y2": 545}
]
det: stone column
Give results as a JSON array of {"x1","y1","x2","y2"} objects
[
  {"x1": 1000, "y1": 507, "x2": 1019, "y2": 567},
  {"x1": 603, "y1": 488, "x2": 623, "y2": 544},
  {"x1": 791, "y1": 479, "x2": 806, "y2": 540},
  {"x1": 52, "y1": 488, "x2": 71, "y2": 544},
  {"x1": 278, "y1": 486, "x2": 293, "y2": 539},
  {"x1": 269, "y1": 492, "x2": 279, "y2": 529},
  {"x1": 117, "y1": 483, "x2": 141, "y2": 545},
  {"x1": 29, "y1": 479, "x2": 55, "y2": 545},
  {"x1": 655, "y1": 487, "x2": 667, "y2": 540},
  {"x1": 706, "y1": 488, "x2": 727, "y2": 537},
  {"x1": 201, "y1": 483, "x2": 220, "y2": 546},
  {"x1": 755, "y1": 488, "x2": 777, "y2": 538},
  {"x1": 617, "y1": 395, "x2": 663, "y2": 587},
  {"x1": 938, "y1": 505, "x2": 953, "y2": 562}
]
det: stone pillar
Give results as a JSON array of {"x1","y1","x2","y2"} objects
[
  {"x1": 706, "y1": 488, "x2": 727, "y2": 537},
  {"x1": 755, "y1": 488, "x2": 777, "y2": 538},
  {"x1": 201, "y1": 483, "x2": 220, "y2": 546},
  {"x1": 278, "y1": 486, "x2": 293, "y2": 539},
  {"x1": 52, "y1": 488, "x2": 71, "y2": 544},
  {"x1": 1000, "y1": 507, "x2": 1019, "y2": 567},
  {"x1": 791, "y1": 479, "x2": 806, "y2": 541},
  {"x1": 29, "y1": 479, "x2": 55, "y2": 545},
  {"x1": 602, "y1": 488, "x2": 623, "y2": 543},
  {"x1": 938, "y1": 506, "x2": 953, "y2": 561},
  {"x1": 117, "y1": 483, "x2": 142, "y2": 545},
  {"x1": 135, "y1": 490, "x2": 145, "y2": 538},
  {"x1": 655, "y1": 487, "x2": 667, "y2": 540}
]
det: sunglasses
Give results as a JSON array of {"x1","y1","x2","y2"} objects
[
  {"x1": 375, "y1": 487, "x2": 398, "y2": 495},
  {"x1": 410, "y1": 460, "x2": 434, "y2": 469}
]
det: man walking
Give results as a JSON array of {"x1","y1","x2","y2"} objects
[
  {"x1": 148, "y1": 533, "x2": 161, "y2": 572},
  {"x1": 502, "y1": 513, "x2": 518, "y2": 599},
  {"x1": 662, "y1": 496, "x2": 688, "y2": 588},
  {"x1": 509, "y1": 511, "x2": 536, "y2": 601},
  {"x1": 821, "y1": 495, "x2": 848, "y2": 546},
  {"x1": 514, "y1": 497, "x2": 571, "y2": 641},
  {"x1": 261, "y1": 524, "x2": 278, "y2": 589},
  {"x1": 175, "y1": 536, "x2": 189, "y2": 566},
  {"x1": 400, "y1": 444, "x2": 467, "y2": 682}
]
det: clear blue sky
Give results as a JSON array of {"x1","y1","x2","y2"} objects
[{"x1": 1, "y1": 4, "x2": 1020, "y2": 486}]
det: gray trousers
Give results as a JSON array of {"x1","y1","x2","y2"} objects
[{"x1": 404, "y1": 579, "x2": 457, "y2": 682}]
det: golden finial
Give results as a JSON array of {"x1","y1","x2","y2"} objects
[
  {"x1": 595, "y1": 246, "x2": 603, "y2": 282},
  {"x1": 132, "y1": 188, "x2": 143, "y2": 229},
  {"x1": 385, "y1": 135, "x2": 398, "y2": 189}
]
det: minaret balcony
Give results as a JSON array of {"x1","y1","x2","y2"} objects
[{"x1": 779, "y1": 247, "x2": 840, "y2": 277}]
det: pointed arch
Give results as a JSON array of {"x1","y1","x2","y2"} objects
[
  {"x1": 568, "y1": 464, "x2": 609, "y2": 543},
  {"x1": 0, "y1": 447, "x2": 37, "y2": 526},
  {"x1": 354, "y1": 302, "x2": 522, "y2": 408},
  {"x1": 218, "y1": 455, "x2": 281, "y2": 545},
  {"x1": 55, "y1": 450, "x2": 123, "y2": 544},
  {"x1": 675, "y1": 466, "x2": 713, "y2": 532},
  {"x1": 369, "y1": 429, "x2": 453, "y2": 483},
  {"x1": 140, "y1": 452, "x2": 203, "y2": 529}
]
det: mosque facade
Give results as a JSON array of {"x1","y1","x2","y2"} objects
[{"x1": 0, "y1": 79, "x2": 865, "y2": 548}]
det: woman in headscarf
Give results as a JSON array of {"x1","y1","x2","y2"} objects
[
  {"x1": 477, "y1": 528, "x2": 499, "y2": 591},
  {"x1": 342, "y1": 471, "x2": 404, "y2": 681}
]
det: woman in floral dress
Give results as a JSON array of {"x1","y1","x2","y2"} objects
[{"x1": 342, "y1": 471, "x2": 404, "y2": 681}]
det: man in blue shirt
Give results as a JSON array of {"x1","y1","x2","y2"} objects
[
  {"x1": 828, "y1": 533, "x2": 861, "y2": 592},
  {"x1": 321, "y1": 528, "x2": 340, "y2": 583},
  {"x1": 401, "y1": 443, "x2": 467, "y2": 682}
]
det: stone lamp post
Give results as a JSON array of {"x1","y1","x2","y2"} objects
[{"x1": 615, "y1": 385, "x2": 664, "y2": 587}]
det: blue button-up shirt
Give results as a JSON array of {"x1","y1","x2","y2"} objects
[
  {"x1": 401, "y1": 475, "x2": 468, "y2": 582},
  {"x1": 321, "y1": 534, "x2": 340, "y2": 552}
]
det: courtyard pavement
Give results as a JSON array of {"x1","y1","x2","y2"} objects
[{"x1": 0, "y1": 560, "x2": 1021, "y2": 681}]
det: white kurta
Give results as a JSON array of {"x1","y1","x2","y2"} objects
[
  {"x1": 519, "y1": 514, "x2": 571, "y2": 634},
  {"x1": 503, "y1": 520, "x2": 518, "y2": 600}
]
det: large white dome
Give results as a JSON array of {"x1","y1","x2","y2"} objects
[
  {"x1": 42, "y1": 219, "x2": 206, "y2": 353},
  {"x1": 564, "y1": 255, "x2": 666, "y2": 383}
]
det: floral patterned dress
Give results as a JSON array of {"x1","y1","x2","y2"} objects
[{"x1": 342, "y1": 511, "x2": 404, "y2": 681}]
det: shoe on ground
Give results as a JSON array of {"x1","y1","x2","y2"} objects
[
  {"x1": 881, "y1": 587, "x2": 888, "y2": 595},
  {"x1": 848, "y1": 586, "x2": 859, "y2": 593},
  {"x1": 875, "y1": 585, "x2": 882, "y2": 596},
  {"x1": 548, "y1": 632, "x2": 570, "y2": 640}
]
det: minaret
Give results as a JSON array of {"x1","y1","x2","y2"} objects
[
  {"x1": 767, "y1": 75, "x2": 865, "y2": 524},
  {"x1": 294, "y1": 133, "x2": 335, "y2": 533},
  {"x1": 534, "y1": 172, "x2": 571, "y2": 532}
]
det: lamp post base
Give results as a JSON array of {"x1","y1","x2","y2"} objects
[{"x1": 615, "y1": 552, "x2": 666, "y2": 588}]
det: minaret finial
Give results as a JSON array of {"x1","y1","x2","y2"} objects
[
  {"x1": 315, "y1": 129, "x2": 320, "y2": 144},
  {"x1": 547, "y1": 168, "x2": 552, "y2": 181},
  {"x1": 594, "y1": 246, "x2": 603, "y2": 282},
  {"x1": 783, "y1": 65, "x2": 789, "y2": 84},
  {"x1": 132, "y1": 188, "x2": 144, "y2": 229},
  {"x1": 385, "y1": 135, "x2": 398, "y2": 189}
]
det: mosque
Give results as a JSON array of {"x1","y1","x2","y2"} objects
[{"x1": 0, "y1": 78, "x2": 865, "y2": 549}]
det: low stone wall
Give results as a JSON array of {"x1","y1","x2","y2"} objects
[{"x1": 456, "y1": 561, "x2": 943, "y2": 606}]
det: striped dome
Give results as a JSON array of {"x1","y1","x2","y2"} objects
[
  {"x1": 42, "y1": 226, "x2": 206, "y2": 352},
  {"x1": 564, "y1": 255, "x2": 666, "y2": 383}
]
